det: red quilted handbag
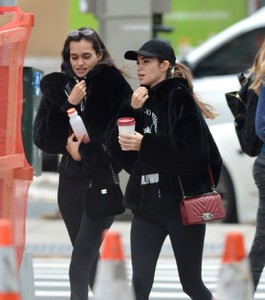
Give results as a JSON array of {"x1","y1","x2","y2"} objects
[{"x1": 179, "y1": 168, "x2": 225, "y2": 225}]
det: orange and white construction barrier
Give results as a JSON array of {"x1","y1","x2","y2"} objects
[
  {"x1": 214, "y1": 232, "x2": 253, "y2": 300},
  {"x1": 0, "y1": 219, "x2": 21, "y2": 300},
  {"x1": 93, "y1": 230, "x2": 135, "y2": 300}
]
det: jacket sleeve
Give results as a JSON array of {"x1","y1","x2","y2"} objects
[
  {"x1": 139, "y1": 86, "x2": 211, "y2": 175},
  {"x1": 79, "y1": 70, "x2": 134, "y2": 171},
  {"x1": 33, "y1": 86, "x2": 70, "y2": 154},
  {"x1": 256, "y1": 84, "x2": 265, "y2": 142},
  {"x1": 108, "y1": 96, "x2": 145, "y2": 174}
]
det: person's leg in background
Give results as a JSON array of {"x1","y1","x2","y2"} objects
[{"x1": 249, "y1": 154, "x2": 265, "y2": 292}]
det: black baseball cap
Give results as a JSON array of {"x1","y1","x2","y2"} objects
[{"x1": 124, "y1": 40, "x2": 176, "y2": 65}]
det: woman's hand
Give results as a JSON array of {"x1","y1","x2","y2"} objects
[
  {"x1": 118, "y1": 132, "x2": 143, "y2": 151},
  {"x1": 131, "y1": 87, "x2": 149, "y2": 109},
  {"x1": 66, "y1": 133, "x2": 83, "y2": 161},
  {"x1": 67, "y1": 80, "x2": 87, "y2": 106}
]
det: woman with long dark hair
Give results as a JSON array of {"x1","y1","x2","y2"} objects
[
  {"x1": 110, "y1": 39, "x2": 222, "y2": 300},
  {"x1": 33, "y1": 27, "x2": 132, "y2": 300}
]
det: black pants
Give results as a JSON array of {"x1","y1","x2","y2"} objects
[
  {"x1": 58, "y1": 176, "x2": 115, "y2": 300},
  {"x1": 131, "y1": 215, "x2": 212, "y2": 300},
  {"x1": 249, "y1": 153, "x2": 265, "y2": 292}
]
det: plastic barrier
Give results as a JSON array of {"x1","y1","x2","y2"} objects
[
  {"x1": 0, "y1": 6, "x2": 34, "y2": 267},
  {"x1": 93, "y1": 230, "x2": 135, "y2": 300}
]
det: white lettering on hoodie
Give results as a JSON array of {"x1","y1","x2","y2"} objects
[{"x1": 141, "y1": 173, "x2": 159, "y2": 185}]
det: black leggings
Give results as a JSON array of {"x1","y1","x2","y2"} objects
[
  {"x1": 131, "y1": 215, "x2": 212, "y2": 300},
  {"x1": 249, "y1": 154, "x2": 265, "y2": 292},
  {"x1": 58, "y1": 176, "x2": 115, "y2": 300}
]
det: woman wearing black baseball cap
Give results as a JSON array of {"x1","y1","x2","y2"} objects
[{"x1": 110, "y1": 39, "x2": 222, "y2": 300}]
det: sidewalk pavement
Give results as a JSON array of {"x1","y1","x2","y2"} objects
[
  {"x1": 25, "y1": 217, "x2": 256, "y2": 259},
  {"x1": 25, "y1": 172, "x2": 257, "y2": 259}
]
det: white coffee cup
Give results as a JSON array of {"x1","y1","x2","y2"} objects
[{"x1": 117, "y1": 117, "x2": 136, "y2": 150}]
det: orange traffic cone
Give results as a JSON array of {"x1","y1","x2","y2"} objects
[
  {"x1": 93, "y1": 230, "x2": 135, "y2": 300},
  {"x1": 0, "y1": 219, "x2": 21, "y2": 300},
  {"x1": 222, "y1": 232, "x2": 246, "y2": 263},
  {"x1": 214, "y1": 232, "x2": 253, "y2": 300}
]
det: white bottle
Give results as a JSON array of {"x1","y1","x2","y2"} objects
[{"x1": 67, "y1": 108, "x2": 90, "y2": 143}]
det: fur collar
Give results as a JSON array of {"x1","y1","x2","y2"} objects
[{"x1": 40, "y1": 65, "x2": 111, "y2": 92}]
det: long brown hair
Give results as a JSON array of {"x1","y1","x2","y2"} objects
[
  {"x1": 249, "y1": 39, "x2": 265, "y2": 95},
  {"x1": 162, "y1": 59, "x2": 217, "y2": 119}
]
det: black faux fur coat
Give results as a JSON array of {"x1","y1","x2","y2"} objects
[
  {"x1": 33, "y1": 65, "x2": 132, "y2": 182},
  {"x1": 110, "y1": 78, "x2": 223, "y2": 220}
]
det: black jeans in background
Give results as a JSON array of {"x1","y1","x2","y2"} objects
[
  {"x1": 130, "y1": 215, "x2": 212, "y2": 300},
  {"x1": 58, "y1": 176, "x2": 115, "y2": 300},
  {"x1": 249, "y1": 153, "x2": 265, "y2": 292}
]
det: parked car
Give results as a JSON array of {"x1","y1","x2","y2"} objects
[{"x1": 180, "y1": 8, "x2": 265, "y2": 223}]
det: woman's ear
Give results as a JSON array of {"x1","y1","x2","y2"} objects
[
  {"x1": 97, "y1": 51, "x2": 103, "y2": 61},
  {"x1": 160, "y1": 60, "x2": 170, "y2": 72}
]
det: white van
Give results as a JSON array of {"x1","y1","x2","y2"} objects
[{"x1": 180, "y1": 8, "x2": 265, "y2": 223}]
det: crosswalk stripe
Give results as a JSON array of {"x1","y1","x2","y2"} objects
[
  {"x1": 35, "y1": 282, "x2": 70, "y2": 287},
  {"x1": 35, "y1": 291, "x2": 70, "y2": 297},
  {"x1": 34, "y1": 274, "x2": 69, "y2": 280},
  {"x1": 32, "y1": 258, "x2": 265, "y2": 300}
]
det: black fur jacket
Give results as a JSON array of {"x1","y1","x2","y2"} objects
[
  {"x1": 33, "y1": 65, "x2": 132, "y2": 182},
  {"x1": 109, "y1": 78, "x2": 223, "y2": 219}
]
